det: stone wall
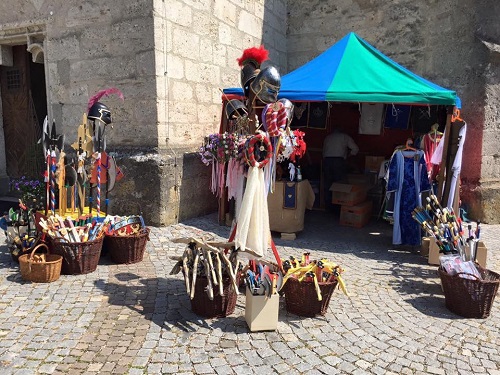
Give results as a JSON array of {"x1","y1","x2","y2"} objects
[
  {"x1": 148, "y1": 0, "x2": 287, "y2": 224},
  {"x1": 0, "y1": 0, "x2": 287, "y2": 225},
  {"x1": 287, "y1": 0, "x2": 500, "y2": 222}
]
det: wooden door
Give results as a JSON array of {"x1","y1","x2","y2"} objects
[{"x1": 0, "y1": 45, "x2": 43, "y2": 179}]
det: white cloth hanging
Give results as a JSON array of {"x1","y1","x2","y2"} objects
[{"x1": 234, "y1": 166, "x2": 270, "y2": 258}]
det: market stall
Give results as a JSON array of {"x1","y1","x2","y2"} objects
[{"x1": 222, "y1": 32, "x2": 463, "y2": 239}]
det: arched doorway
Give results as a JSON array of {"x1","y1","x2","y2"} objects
[{"x1": 0, "y1": 44, "x2": 47, "y2": 180}]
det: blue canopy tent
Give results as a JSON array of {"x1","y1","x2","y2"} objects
[{"x1": 224, "y1": 32, "x2": 460, "y2": 107}]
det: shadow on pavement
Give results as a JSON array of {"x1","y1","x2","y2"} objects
[
  {"x1": 389, "y1": 262, "x2": 469, "y2": 318},
  {"x1": 405, "y1": 295, "x2": 465, "y2": 319},
  {"x1": 94, "y1": 274, "x2": 248, "y2": 334}
]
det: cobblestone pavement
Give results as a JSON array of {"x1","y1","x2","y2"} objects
[{"x1": 0, "y1": 211, "x2": 499, "y2": 375}]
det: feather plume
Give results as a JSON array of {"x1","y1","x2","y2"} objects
[
  {"x1": 87, "y1": 88, "x2": 124, "y2": 111},
  {"x1": 236, "y1": 45, "x2": 269, "y2": 68}
]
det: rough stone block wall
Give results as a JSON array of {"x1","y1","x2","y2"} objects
[
  {"x1": 110, "y1": 148, "x2": 216, "y2": 225},
  {"x1": 151, "y1": 0, "x2": 287, "y2": 225},
  {"x1": 287, "y1": 0, "x2": 500, "y2": 222},
  {"x1": 0, "y1": 0, "x2": 287, "y2": 225}
]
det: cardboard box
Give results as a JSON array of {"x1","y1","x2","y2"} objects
[
  {"x1": 421, "y1": 237, "x2": 431, "y2": 257},
  {"x1": 428, "y1": 237, "x2": 440, "y2": 265},
  {"x1": 330, "y1": 183, "x2": 367, "y2": 206},
  {"x1": 245, "y1": 289, "x2": 279, "y2": 332},
  {"x1": 365, "y1": 156, "x2": 386, "y2": 173},
  {"x1": 340, "y1": 200, "x2": 373, "y2": 228},
  {"x1": 428, "y1": 238, "x2": 487, "y2": 268},
  {"x1": 465, "y1": 241, "x2": 488, "y2": 268}
]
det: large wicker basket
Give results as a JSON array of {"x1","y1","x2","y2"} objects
[
  {"x1": 438, "y1": 266, "x2": 500, "y2": 319},
  {"x1": 51, "y1": 236, "x2": 104, "y2": 275},
  {"x1": 104, "y1": 228, "x2": 150, "y2": 264},
  {"x1": 18, "y1": 243, "x2": 62, "y2": 283},
  {"x1": 283, "y1": 277, "x2": 338, "y2": 317},
  {"x1": 190, "y1": 276, "x2": 238, "y2": 318}
]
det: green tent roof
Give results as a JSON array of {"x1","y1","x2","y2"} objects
[{"x1": 225, "y1": 32, "x2": 460, "y2": 107}]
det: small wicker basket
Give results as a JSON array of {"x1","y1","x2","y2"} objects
[
  {"x1": 283, "y1": 277, "x2": 338, "y2": 317},
  {"x1": 104, "y1": 228, "x2": 150, "y2": 264},
  {"x1": 18, "y1": 243, "x2": 62, "y2": 283},
  {"x1": 438, "y1": 266, "x2": 500, "y2": 319}
]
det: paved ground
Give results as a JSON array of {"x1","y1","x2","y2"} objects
[{"x1": 0, "y1": 210, "x2": 499, "y2": 375}]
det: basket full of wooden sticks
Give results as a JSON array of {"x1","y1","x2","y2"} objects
[
  {"x1": 280, "y1": 253, "x2": 349, "y2": 317},
  {"x1": 170, "y1": 237, "x2": 241, "y2": 318}
]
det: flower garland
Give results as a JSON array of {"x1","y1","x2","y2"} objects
[{"x1": 198, "y1": 132, "x2": 240, "y2": 166}]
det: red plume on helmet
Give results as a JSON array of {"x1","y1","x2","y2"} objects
[
  {"x1": 87, "y1": 88, "x2": 124, "y2": 111},
  {"x1": 237, "y1": 46, "x2": 269, "y2": 68}
]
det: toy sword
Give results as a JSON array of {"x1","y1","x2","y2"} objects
[{"x1": 42, "y1": 120, "x2": 64, "y2": 215}]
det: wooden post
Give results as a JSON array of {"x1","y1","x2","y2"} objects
[{"x1": 436, "y1": 106, "x2": 454, "y2": 202}]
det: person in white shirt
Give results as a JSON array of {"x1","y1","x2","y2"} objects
[{"x1": 322, "y1": 128, "x2": 359, "y2": 210}]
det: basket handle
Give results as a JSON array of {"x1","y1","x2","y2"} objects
[
  {"x1": 29, "y1": 243, "x2": 50, "y2": 260},
  {"x1": 27, "y1": 243, "x2": 50, "y2": 274}
]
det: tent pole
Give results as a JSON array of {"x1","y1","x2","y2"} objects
[
  {"x1": 218, "y1": 102, "x2": 229, "y2": 225},
  {"x1": 436, "y1": 105, "x2": 454, "y2": 203}
]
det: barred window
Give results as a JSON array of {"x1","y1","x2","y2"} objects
[{"x1": 6, "y1": 69, "x2": 21, "y2": 89}]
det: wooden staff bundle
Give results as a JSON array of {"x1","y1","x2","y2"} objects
[{"x1": 169, "y1": 237, "x2": 241, "y2": 300}]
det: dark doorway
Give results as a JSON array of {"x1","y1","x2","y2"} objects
[{"x1": 0, "y1": 45, "x2": 46, "y2": 180}]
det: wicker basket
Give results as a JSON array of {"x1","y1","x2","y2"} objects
[
  {"x1": 438, "y1": 266, "x2": 500, "y2": 319},
  {"x1": 104, "y1": 228, "x2": 150, "y2": 264},
  {"x1": 18, "y1": 243, "x2": 62, "y2": 283},
  {"x1": 190, "y1": 276, "x2": 238, "y2": 318},
  {"x1": 51, "y1": 236, "x2": 104, "y2": 275},
  {"x1": 283, "y1": 277, "x2": 338, "y2": 317}
]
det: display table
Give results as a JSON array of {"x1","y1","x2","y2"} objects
[{"x1": 268, "y1": 179, "x2": 315, "y2": 235}]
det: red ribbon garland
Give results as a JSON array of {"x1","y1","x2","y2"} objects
[{"x1": 244, "y1": 133, "x2": 273, "y2": 168}]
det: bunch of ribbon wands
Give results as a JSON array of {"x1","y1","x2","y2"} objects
[
  {"x1": 280, "y1": 252, "x2": 349, "y2": 301},
  {"x1": 169, "y1": 237, "x2": 241, "y2": 301},
  {"x1": 412, "y1": 194, "x2": 481, "y2": 259},
  {"x1": 39, "y1": 214, "x2": 109, "y2": 243}
]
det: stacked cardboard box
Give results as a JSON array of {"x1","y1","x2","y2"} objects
[
  {"x1": 426, "y1": 236, "x2": 488, "y2": 268},
  {"x1": 340, "y1": 200, "x2": 373, "y2": 228},
  {"x1": 330, "y1": 183, "x2": 373, "y2": 228},
  {"x1": 330, "y1": 183, "x2": 367, "y2": 206}
]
